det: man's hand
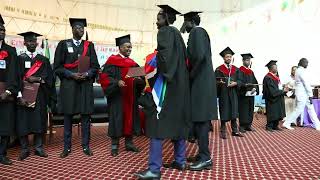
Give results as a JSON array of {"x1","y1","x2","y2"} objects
[
  {"x1": 0, "y1": 92, "x2": 10, "y2": 101},
  {"x1": 309, "y1": 97, "x2": 313, "y2": 104},
  {"x1": 118, "y1": 80, "x2": 126, "y2": 87},
  {"x1": 17, "y1": 97, "x2": 28, "y2": 106},
  {"x1": 26, "y1": 76, "x2": 41, "y2": 83},
  {"x1": 228, "y1": 81, "x2": 237, "y2": 87},
  {"x1": 71, "y1": 73, "x2": 83, "y2": 81}
]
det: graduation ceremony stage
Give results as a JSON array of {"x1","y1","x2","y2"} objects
[{"x1": 1, "y1": 115, "x2": 320, "y2": 180}]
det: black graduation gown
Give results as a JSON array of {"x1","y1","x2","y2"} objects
[
  {"x1": 53, "y1": 39, "x2": 100, "y2": 115},
  {"x1": 102, "y1": 59, "x2": 145, "y2": 138},
  {"x1": 144, "y1": 25, "x2": 191, "y2": 140},
  {"x1": 0, "y1": 43, "x2": 18, "y2": 136},
  {"x1": 237, "y1": 66, "x2": 259, "y2": 127},
  {"x1": 262, "y1": 75, "x2": 286, "y2": 122},
  {"x1": 215, "y1": 65, "x2": 239, "y2": 121},
  {"x1": 16, "y1": 54, "x2": 54, "y2": 136},
  {"x1": 187, "y1": 27, "x2": 218, "y2": 122}
]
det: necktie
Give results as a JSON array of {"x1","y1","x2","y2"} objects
[{"x1": 31, "y1": 53, "x2": 34, "y2": 59}]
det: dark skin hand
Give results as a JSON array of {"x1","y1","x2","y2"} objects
[
  {"x1": 26, "y1": 76, "x2": 41, "y2": 83},
  {"x1": 0, "y1": 92, "x2": 10, "y2": 100},
  {"x1": 17, "y1": 97, "x2": 29, "y2": 106}
]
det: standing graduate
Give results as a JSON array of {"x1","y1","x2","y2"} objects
[
  {"x1": 0, "y1": 14, "x2": 19, "y2": 165},
  {"x1": 215, "y1": 47, "x2": 243, "y2": 139},
  {"x1": 262, "y1": 60, "x2": 288, "y2": 132},
  {"x1": 53, "y1": 18, "x2": 100, "y2": 158},
  {"x1": 15, "y1": 31, "x2": 54, "y2": 160},
  {"x1": 134, "y1": 5, "x2": 191, "y2": 180},
  {"x1": 181, "y1": 11, "x2": 217, "y2": 171},
  {"x1": 99, "y1": 34, "x2": 145, "y2": 157},
  {"x1": 237, "y1": 53, "x2": 259, "y2": 133}
]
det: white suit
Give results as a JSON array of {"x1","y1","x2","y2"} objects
[{"x1": 283, "y1": 66, "x2": 320, "y2": 130}]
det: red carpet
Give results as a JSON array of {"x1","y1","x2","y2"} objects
[{"x1": 1, "y1": 114, "x2": 320, "y2": 179}]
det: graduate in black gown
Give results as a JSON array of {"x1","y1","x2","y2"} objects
[
  {"x1": 181, "y1": 11, "x2": 217, "y2": 171},
  {"x1": 134, "y1": 5, "x2": 191, "y2": 180},
  {"x1": 0, "y1": 14, "x2": 19, "y2": 165},
  {"x1": 16, "y1": 31, "x2": 54, "y2": 161},
  {"x1": 237, "y1": 53, "x2": 259, "y2": 133},
  {"x1": 54, "y1": 18, "x2": 100, "y2": 158},
  {"x1": 215, "y1": 47, "x2": 243, "y2": 139},
  {"x1": 262, "y1": 60, "x2": 288, "y2": 132},
  {"x1": 99, "y1": 35, "x2": 145, "y2": 157}
]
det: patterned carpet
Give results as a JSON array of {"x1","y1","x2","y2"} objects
[{"x1": 1, "y1": 114, "x2": 320, "y2": 180}]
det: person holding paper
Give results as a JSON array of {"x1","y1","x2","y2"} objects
[
  {"x1": 134, "y1": 5, "x2": 191, "y2": 179},
  {"x1": 15, "y1": 31, "x2": 54, "y2": 161},
  {"x1": 53, "y1": 18, "x2": 100, "y2": 158},
  {"x1": 215, "y1": 47, "x2": 243, "y2": 139},
  {"x1": 0, "y1": 14, "x2": 19, "y2": 165},
  {"x1": 180, "y1": 11, "x2": 217, "y2": 171},
  {"x1": 99, "y1": 34, "x2": 145, "y2": 157},
  {"x1": 283, "y1": 58, "x2": 320, "y2": 130},
  {"x1": 237, "y1": 53, "x2": 259, "y2": 133},
  {"x1": 262, "y1": 60, "x2": 288, "y2": 132}
]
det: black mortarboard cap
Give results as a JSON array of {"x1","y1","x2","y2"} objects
[
  {"x1": 241, "y1": 53, "x2": 254, "y2": 60},
  {"x1": 0, "y1": 14, "x2": 4, "y2": 25},
  {"x1": 181, "y1": 11, "x2": 202, "y2": 19},
  {"x1": 115, "y1": 34, "x2": 131, "y2": 46},
  {"x1": 18, "y1": 31, "x2": 42, "y2": 40},
  {"x1": 265, "y1": 60, "x2": 277, "y2": 68},
  {"x1": 69, "y1": 18, "x2": 87, "y2": 27},
  {"x1": 157, "y1": 5, "x2": 181, "y2": 15},
  {"x1": 220, "y1": 47, "x2": 235, "y2": 57}
]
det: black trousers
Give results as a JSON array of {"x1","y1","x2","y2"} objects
[
  {"x1": 266, "y1": 119, "x2": 280, "y2": 129},
  {"x1": 64, "y1": 114, "x2": 91, "y2": 150},
  {"x1": 111, "y1": 136, "x2": 133, "y2": 150},
  {"x1": 221, "y1": 119, "x2": 239, "y2": 133},
  {"x1": 194, "y1": 122, "x2": 211, "y2": 161},
  {"x1": 0, "y1": 136, "x2": 9, "y2": 158},
  {"x1": 19, "y1": 133, "x2": 44, "y2": 153}
]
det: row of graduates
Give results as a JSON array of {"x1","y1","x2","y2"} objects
[
  {"x1": 0, "y1": 14, "x2": 56, "y2": 165},
  {"x1": 0, "y1": 5, "x2": 288, "y2": 179}
]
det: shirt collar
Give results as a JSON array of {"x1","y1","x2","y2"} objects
[
  {"x1": 26, "y1": 50, "x2": 37, "y2": 59},
  {"x1": 119, "y1": 53, "x2": 126, "y2": 58},
  {"x1": 224, "y1": 63, "x2": 231, "y2": 68},
  {"x1": 72, "y1": 39, "x2": 82, "y2": 46}
]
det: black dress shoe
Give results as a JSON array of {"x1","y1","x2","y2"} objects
[
  {"x1": 239, "y1": 127, "x2": 246, "y2": 133},
  {"x1": 111, "y1": 149, "x2": 118, "y2": 157},
  {"x1": 245, "y1": 127, "x2": 256, "y2": 132},
  {"x1": 266, "y1": 127, "x2": 274, "y2": 132},
  {"x1": 60, "y1": 149, "x2": 71, "y2": 158},
  {"x1": 189, "y1": 159, "x2": 213, "y2": 171},
  {"x1": 187, "y1": 155, "x2": 200, "y2": 163},
  {"x1": 83, "y1": 147, "x2": 93, "y2": 156},
  {"x1": 0, "y1": 157, "x2": 13, "y2": 165},
  {"x1": 220, "y1": 132, "x2": 227, "y2": 139},
  {"x1": 163, "y1": 161, "x2": 187, "y2": 171},
  {"x1": 134, "y1": 169, "x2": 161, "y2": 180},
  {"x1": 125, "y1": 144, "x2": 140, "y2": 153},
  {"x1": 232, "y1": 132, "x2": 244, "y2": 137},
  {"x1": 35, "y1": 150, "x2": 48, "y2": 158},
  {"x1": 273, "y1": 127, "x2": 283, "y2": 131},
  {"x1": 18, "y1": 151, "x2": 30, "y2": 161}
]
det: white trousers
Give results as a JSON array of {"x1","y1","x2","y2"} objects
[{"x1": 284, "y1": 96, "x2": 320, "y2": 129}]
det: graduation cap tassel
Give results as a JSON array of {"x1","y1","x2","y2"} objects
[
  {"x1": 180, "y1": 21, "x2": 187, "y2": 33},
  {"x1": 249, "y1": 61, "x2": 252, "y2": 68},
  {"x1": 86, "y1": 31, "x2": 88, "y2": 41},
  {"x1": 41, "y1": 39, "x2": 45, "y2": 49}
]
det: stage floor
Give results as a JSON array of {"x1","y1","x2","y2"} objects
[{"x1": 1, "y1": 115, "x2": 320, "y2": 179}]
